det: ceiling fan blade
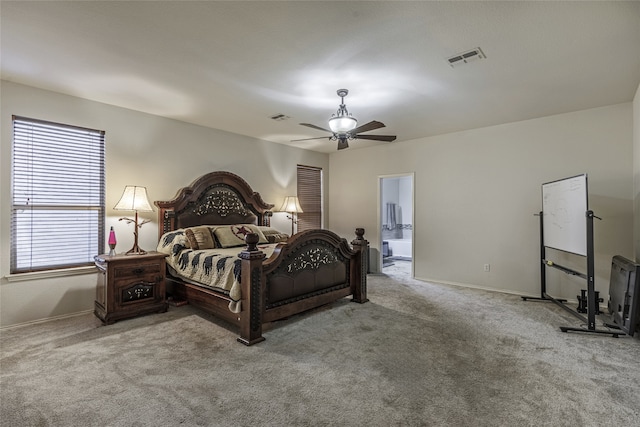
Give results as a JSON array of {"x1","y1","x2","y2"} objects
[
  {"x1": 300, "y1": 123, "x2": 332, "y2": 133},
  {"x1": 337, "y1": 139, "x2": 349, "y2": 150},
  {"x1": 353, "y1": 134, "x2": 397, "y2": 142},
  {"x1": 290, "y1": 136, "x2": 332, "y2": 142},
  {"x1": 350, "y1": 120, "x2": 385, "y2": 135}
]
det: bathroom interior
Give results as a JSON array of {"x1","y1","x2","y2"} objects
[{"x1": 381, "y1": 175, "x2": 412, "y2": 273}]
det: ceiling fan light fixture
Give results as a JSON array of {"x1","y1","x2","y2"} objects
[
  {"x1": 328, "y1": 115, "x2": 357, "y2": 133},
  {"x1": 328, "y1": 88, "x2": 358, "y2": 133}
]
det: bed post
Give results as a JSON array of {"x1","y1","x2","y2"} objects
[
  {"x1": 351, "y1": 228, "x2": 369, "y2": 303},
  {"x1": 156, "y1": 207, "x2": 176, "y2": 239},
  {"x1": 237, "y1": 233, "x2": 266, "y2": 345},
  {"x1": 262, "y1": 211, "x2": 272, "y2": 227}
]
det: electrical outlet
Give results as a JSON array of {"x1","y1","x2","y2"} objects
[{"x1": 484, "y1": 264, "x2": 490, "y2": 272}]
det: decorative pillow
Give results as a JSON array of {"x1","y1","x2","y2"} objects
[
  {"x1": 266, "y1": 233, "x2": 289, "y2": 243},
  {"x1": 184, "y1": 226, "x2": 216, "y2": 250},
  {"x1": 258, "y1": 226, "x2": 281, "y2": 236},
  {"x1": 213, "y1": 224, "x2": 268, "y2": 248}
]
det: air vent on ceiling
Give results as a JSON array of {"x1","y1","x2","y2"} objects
[
  {"x1": 447, "y1": 47, "x2": 486, "y2": 68},
  {"x1": 270, "y1": 113, "x2": 290, "y2": 121}
]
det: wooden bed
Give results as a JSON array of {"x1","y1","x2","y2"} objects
[{"x1": 155, "y1": 171, "x2": 369, "y2": 345}]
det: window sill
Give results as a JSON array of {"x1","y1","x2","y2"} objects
[{"x1": 4, "y1": 266, "x2": 96, "y2": 283}]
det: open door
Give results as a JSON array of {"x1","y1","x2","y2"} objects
[{"x1": 379, "y1": 174, "x2": 414, "y2": 277}]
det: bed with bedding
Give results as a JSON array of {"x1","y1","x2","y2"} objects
[{"x1": 155, "y1": 171, "x2": 369, "y2": 345}]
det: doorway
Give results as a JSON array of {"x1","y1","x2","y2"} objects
[{"x1": 379, "y1": 174, "x2": 414, "y2": 277}]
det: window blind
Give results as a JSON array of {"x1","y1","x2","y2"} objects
[
  {"x1": 11, "y1": 116, "x2": 105, "y2": 273},
  {"x1": 296, "y1": 164, "x2": 322, "y2": 231}
]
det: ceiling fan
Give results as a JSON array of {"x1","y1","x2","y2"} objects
[{"x1": 292, "y1": 89, "x2": 397, "y2": 150}]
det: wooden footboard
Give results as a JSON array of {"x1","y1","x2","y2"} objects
[{"x1": 237, "y1": 228, "x2": 368, "y2": 345}]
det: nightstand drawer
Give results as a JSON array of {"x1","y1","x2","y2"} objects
[{"x1": 113, "y1": 261, "x2": 163, "y2": 279}]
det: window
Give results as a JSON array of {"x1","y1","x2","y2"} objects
[
  {"x1": 296, "y1": 164, "x2": 322, "y2": 231},
  {"x1": 11, "y1": 116, "x2": 105, "y2": 273}
]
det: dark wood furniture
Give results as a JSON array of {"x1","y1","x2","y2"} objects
[
  {"x1": 155, "y1": 171, "x2": 369, "y2": 345},
  {"x1": 94, "y1": 252, "x2": 168, "y2": 324}
]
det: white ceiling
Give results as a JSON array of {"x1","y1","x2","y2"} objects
[{"x1": 2, "y1": 1, "x2": 639, "y2": 153}]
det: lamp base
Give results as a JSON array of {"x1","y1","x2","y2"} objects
[
  {"x1": 287, "y1": 213, "x2": 298, "y2": 236},
  {"x1": 125, "y1": 250, "x2": 148, "y2": 256},
  {"x1": 124, "y1": 227, "x2": 146, "y2": 255},
  {"x1": 124, "y1": 243, "x2": 147, "y2": 255}
]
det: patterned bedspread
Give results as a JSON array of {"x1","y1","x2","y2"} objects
[{"x1": 157, "y1": 229, "x2": 276, "y2": 313}]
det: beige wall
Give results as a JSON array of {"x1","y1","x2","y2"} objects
[
  {"x1": 0, "y1": 81, "x2": 330, "y2": 327},
  {"x1": 329, "y1": 103, "x2": 634, "y2": 300}
]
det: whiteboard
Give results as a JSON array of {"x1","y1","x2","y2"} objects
[{"x1": 541, "y1": 174, "x2": 588, "y2": 256}]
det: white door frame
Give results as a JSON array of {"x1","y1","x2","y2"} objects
[{"x1": 377, "y1": 172, "x2": 415, "y2": 276}]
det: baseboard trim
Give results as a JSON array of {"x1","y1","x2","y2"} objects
[
  {"x1": 0, "y1": 309, "x2": 93, "y2": 331},
  {"x1": 412, "y1": 275, "x2": 540, "y2": 299}
]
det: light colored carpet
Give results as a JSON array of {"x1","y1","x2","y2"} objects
[{"x1": 1, "y1": 264, "x2": 639, "y2": 426}]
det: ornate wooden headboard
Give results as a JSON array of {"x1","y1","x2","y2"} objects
[{"x1": 155, "y1": 171, "x2": 274, "y2": 238}]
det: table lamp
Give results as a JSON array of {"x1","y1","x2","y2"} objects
[
  {"x1": 279, "y1": 196, "x2": 303, "y2": 236},
  {"x1": 114, "y1": 185, "x2": 154, "y2": 255}
]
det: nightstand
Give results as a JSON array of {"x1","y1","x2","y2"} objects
[{"x1": 94, "y1": 252, "x2": 168, "y2": 324}]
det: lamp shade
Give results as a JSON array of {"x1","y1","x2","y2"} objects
[
  {"x1": 279, "y1": 196, "x2": 303, "y2": 214},
  {"x1": 328, "y1": 115, "x2": 357, "y2": 133},
  {"x1": 113, "y1": 186, "x2": 154, "y2": 212}
]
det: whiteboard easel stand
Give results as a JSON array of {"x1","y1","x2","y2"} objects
[{"x1": 522, "y1": 211, "x2": 621, "y2": 337}]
